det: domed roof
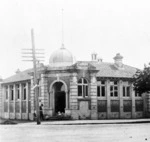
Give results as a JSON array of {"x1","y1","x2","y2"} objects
[{"x1": 49, "y1": 45, "x2": 73, "y2": 67}]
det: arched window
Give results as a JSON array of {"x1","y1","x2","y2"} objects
[{"x1": 78, "y1": 78, "x2": 88, "y2": 97}]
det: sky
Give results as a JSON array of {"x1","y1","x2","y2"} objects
[{"x1": 0, "y1": 0, "x2": 150, "y2": 79}]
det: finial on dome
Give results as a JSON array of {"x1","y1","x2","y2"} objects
[
  {"x1": 61, "y1": 43, "x2": 65, "y2": 49},
  {"x1": 61, "y1": 9, "x2": 65, "y2": 49}
]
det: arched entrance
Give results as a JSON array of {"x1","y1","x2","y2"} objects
[{"x1": 53, "y1": 82, "x2": 66, "y2": 114}]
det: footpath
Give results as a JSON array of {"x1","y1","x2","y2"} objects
[
  {"x1": 19, "y1": 119, "x2": 150, "y2": 125},
  {"x1": 1, "y1": 117, "x2": 150, "y2": 125}
]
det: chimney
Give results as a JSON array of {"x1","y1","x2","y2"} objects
[
  {"x1": 113, "y1": 53, "x2": 124, "y2": 68},
  {"x1": 15, "y1": 69, "x2": 21, "y2": 74},
  {"x1": 91, "y1": 52, "x2": 97, "y2": 61},
  {"x1": 0, "y1": 76, "x2": 3, "y2": 82},
  {"x1": 37, "y1": 62, "x2": 44, "y2": 68},
  {"x1": 97, "y1": 56, "x2": 103, "y2": 63}
]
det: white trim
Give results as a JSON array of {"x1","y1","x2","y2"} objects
[{"x1": 49, "y1": 79, "x2": 68, "y2": 93}]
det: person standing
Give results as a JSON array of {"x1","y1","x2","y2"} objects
[{"x1": 40, "y1": 104, "x2": 44, "y2": 120}]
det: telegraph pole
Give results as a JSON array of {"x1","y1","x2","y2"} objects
[
  {"x1": 22, "y1": 29, "x2": 44, "y2": 125},
  {"x1": 31, "y1": 29, "x2": 40, "y2": 125}
]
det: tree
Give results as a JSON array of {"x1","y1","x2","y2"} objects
[{"x1": 133, "y1": 63, "x2": 150, "y2": 94}]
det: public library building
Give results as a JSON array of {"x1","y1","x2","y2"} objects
[{"x1": 0, "y1": 47, "x2": 149, "y2": 120}]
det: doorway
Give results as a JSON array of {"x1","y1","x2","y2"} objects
[
  {"x1": 55, "y1": 91, "x2": 66, "y2": 113},
  {"x1": 53, "y1": 82, "x2": 66, "y2": 114}
]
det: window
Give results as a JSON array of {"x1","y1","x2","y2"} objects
[
  {"x1": 135, "y1": 91, "x2": 142, "y2": 97},
  {"x1": 110, "y1": 81, "x2": 118, "y2": 97},
  {"x1": 98, "y1": 100, "x2": 107, "y2": 112},
  {"x1": 22, "y1": 84, "x2": 26, "y2": 100},
  {"x1": 135, "y1": 100, "x2": 143, "y2": 111},
  {"x1": 28, "y1": 83, "x2": 31, "y2": 100},
  {"x1": 123, "y1": 86, "x2": 130, "y2": 97},
  {"x1": 111, "y1": 100, "x2": 119, "y2": 112},
  {"x1": 10, "y1": 85, "x2": 14, "y2": 100},
  {"x1": 78, "y1": 78, "x2": 88, "y2": 97},
  {"x1": 4, "y1": 102, "x2": 8, "y2": 112},
  {"x1": 97, "y1": 81, "x2": 106, "y2": 97},
  {"x1": 5, "y1": 86, "x2": 8, "y2": 100},
  {"x1": 16, "y1": 84, "x2": 20, "y2": 99},
  {"x1": 123, "y1": 100, "x2": 132, "y2": 112}
]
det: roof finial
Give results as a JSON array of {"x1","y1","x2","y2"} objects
[{"x1": 61, "y1": 9, "x2": 65, "y2": 49}]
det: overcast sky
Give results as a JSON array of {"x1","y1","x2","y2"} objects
[{"x1": 0, "y1": 0, "x2": 150, "y2": 79}]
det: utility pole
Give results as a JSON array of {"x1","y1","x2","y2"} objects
[{"x1": 22, "y1": 29, "x2": 44, "y2": 125}]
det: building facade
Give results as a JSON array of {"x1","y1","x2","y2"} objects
[{"x1": 0, "y1": 46, "x2": 150, "y2": 120}]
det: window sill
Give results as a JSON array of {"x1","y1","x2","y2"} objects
[
  {"x1": 97, "y1": 96, "x2": 106, "y2": 98},
  {"x1": 77, "y1": 97, "x2": 91, "y2": 101}
]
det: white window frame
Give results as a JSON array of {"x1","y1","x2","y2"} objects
[
  {"x1": 16, "y1": 84, "x2": 20, "y2": 100},
  {"x1": 97, "y1": 81, "x2": 106, "y2": 97},
  {"x1": 78, "y1": 78, "x2": 88, "y2": 97},
  {"x1": 110, "y1": 81, "x2": 118, "y2": 97},
  {"x1": 135, "y1": 91, "x2": 142, "y2": 97},
  {"x1": 22, "y1": 84, "x2": 26, "y2": 100},
  {"x1": 10, "y1": 85, "x2": 14, "y2": 101},
  {"x1": 5, "y1": 86, "x2": 8, "y2": 100},
  {"x1": 123, "y1": 85, "x2": 130, "y2": 97}
]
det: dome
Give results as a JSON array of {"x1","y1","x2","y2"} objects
[{"x1": 49, "y1": 46, "x2": 73, "y2": 67}]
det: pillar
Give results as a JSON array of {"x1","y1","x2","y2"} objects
[
  {"x1": 106, "y1": 80, "x2": 111, "y2": 119},
  {"x1": 65, "y1": 90, "x2": 71, "y2": 115},
  {"x1": 65, "y1": 90, "x2": 69, "y2": 109},
  {"x1": 49, "y1": 90, "x2": 53, "y2": 116},
  {"x1": 146, "y1": 92, "x2": 150, "y2": 117},
  {"x1": 8, "y1": 85, "x2": 10, "y2": 119},
  {"x1": 131, "y1": 83, "x2": 136, "y2": 118},
  {"x1": 52, "y1": 89, "x2": 55, "y2": 113},
  {"x1": 49, "y1": 91, "x2": 53, "y2": 110},
  {"x1": 90, "y1": 73, "x2": 97, "y2": 120},
  {"x1": 70, "y1": 73, "x2": 78, "y2": 119},
  {"x1": 19, "y1": 83, "x2": 22, "y2": 119},
  {"x1": 1, "y1": 85, "x2": 4, "y2": 118},
  {"x1": 119, "y1": 80, "x2": 123, "y2": 118},
  {"x1": 13, "y1": 84, "x2": 16, "y2": 119},
  {"x1": 40, "y1": 74, "x2": 49, "y2": 115},
  {"x1": 26, "y1": 82, "x2": 29, "y2": 119},
  {"x1": 0, "y1": 80, "x2": 2, "y2": 118}
]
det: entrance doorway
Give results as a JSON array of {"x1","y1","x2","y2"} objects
[
  {"x1": 53, "y1": 82, "x2": 66, "y2": 114},
  {"x1": 55, "y1": 91, "x2": 65, "y2": 113}
]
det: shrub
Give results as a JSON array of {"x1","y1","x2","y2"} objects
[{"x1": 133, "y1": 63, "x2": 150, "y2": 94}]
